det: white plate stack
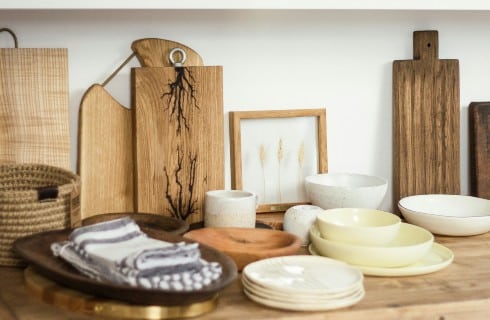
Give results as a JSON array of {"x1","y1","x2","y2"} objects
[{"x1": 241, "y1": 255, "x2": 364, "y2": 311}]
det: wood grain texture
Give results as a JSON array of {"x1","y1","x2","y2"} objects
[
  {"x1": 3, "y1": 233, "x2": 490, "y2": 319},
  {"x1": 132, "y1": 66, "x2": 224, "y2": 223},
  {"x1": 469, "y1": 102, "x2": 490, "y2": 199},
  {"x1": 131, "y1": 38, "x2": 203, "y2": 67},
  {"x1": 0, "y1": 48, "x2": 70, "y2": 169},
  {"x1": 77, "y1": 39, "x2": 205, "y2": 220},
  {"x1": 77, "y1": 84, "x2": 134, "y2": 218},
  {"x1": 393, "y1": 31, "x2": 460, "y2": 211}
]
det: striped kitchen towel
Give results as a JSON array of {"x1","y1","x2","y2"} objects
[{"x1": 51, "y1": 217, "x2": 222, "y2": 291}]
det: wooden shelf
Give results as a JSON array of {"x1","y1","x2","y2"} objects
[
  {"x1": 1, "y1": 233, "x2": 490, "y2": 319},
  {"x1": 1, "y1": 0, "x2": 490, "y2": 10}
]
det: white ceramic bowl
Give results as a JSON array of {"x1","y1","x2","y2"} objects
[
  {"x1": 316, "y1": 208, "x2": 401, "y2": 245},
  {"x1": 310, "y1": 223, "x2": 434, "y2": 268},
  {"x1": 399, "y1": 194, "x2": 490, "y2": 236},
  {"x1": 283, "y1": 205, "x2": 324, "y2": 246},
  {"x1": 305, "y1": 173, "x2": 388, "y2": 210}
]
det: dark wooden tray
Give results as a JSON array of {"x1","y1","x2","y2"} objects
[
  {"x1": 81, "y1": 212, "x2": 189, "y2": 235},
  {"x1": 13, "y1": 225, "x2": 237, "y2": 306}
]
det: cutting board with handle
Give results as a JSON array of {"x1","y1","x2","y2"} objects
[
  {"x1": 77, "y1": 84, "x2": 134, "y2": 218},
  {"x1": 0, "y1": 28, "x2": 70, "y2": 169},
  {"x1": 77, "y1": 38, "x2": 218, "y2": 222},
  {"x1": 469, "y1": 102, "x2": 490, "y2": 199},
  {"x1": 393, "y1": 30, "x2": 460, "y2": 211},
  {"x1": 132, "y1": 47, "x2": 224, "y2": 224}
]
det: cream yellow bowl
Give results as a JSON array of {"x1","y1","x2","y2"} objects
[
  {"x1": 316, "y1": 208, "x2": 401, "y2": 246},
  {"x1": 310, "y1": 223, "x2": 434, "y2": 268}
]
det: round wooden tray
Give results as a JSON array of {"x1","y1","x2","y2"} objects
[
  {"x1": 13, "y1": 226, "x2": 237, "y2": 305},
  {"x1": 81, "y1": 212, "x2": 189, "y2": 235},
  {"x1": 24, "y1": 267, "x2": 218, "y2": 319}
]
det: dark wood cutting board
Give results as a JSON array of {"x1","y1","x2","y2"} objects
[
  {"x1": 393, "y1": 31, "x2": 460, "y2": 211},
  {"x1": 469, "y1": 102, "x2": 490, "y2": 199}
]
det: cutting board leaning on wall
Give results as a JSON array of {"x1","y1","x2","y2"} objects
[
  {"x1": 0, "y1": 28, "x2": 70, "y2": 168},
  {"x1": 469, "y1": 102, "x2": 490, "y2": 199},
  {"x1": 393, "y1": 30, "x2": 460, "y2": 212},
  {"x1": 132, "y1": 45, "x2": 224, "y2": 224},
  {"x1": 78, "y1": 39, "x2": 222, "y2": 223}
]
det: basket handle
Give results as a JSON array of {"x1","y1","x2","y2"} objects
[
  {"x1": 37, "y1": 186, "x2": 59, "y2": 202},
  {"x1": 0, "y1": 28, "x2": 18, "y2": 48}
]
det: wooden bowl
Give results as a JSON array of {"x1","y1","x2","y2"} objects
[
  {"x1": 82, "y1": 212, "x2": 189, "y2": 235},
  {"x1": 184, "y1": 228, "x2": 302, "y2": 271}
]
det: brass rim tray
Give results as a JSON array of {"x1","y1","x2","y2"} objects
[
  {"x1": 13, "y1": 224, "x2": 237, "y2": 306},
  {"x1": 81, "y1": 212, "x2": 189, "y2": 235}
]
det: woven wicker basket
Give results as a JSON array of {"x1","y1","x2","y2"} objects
[{"x1": 0, "y1": 163, "x2": 80, "y2": 267}]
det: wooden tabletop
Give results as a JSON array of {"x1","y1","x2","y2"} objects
[{"x1": 1, "y1": 232, "x2": 490, "y2": 320}]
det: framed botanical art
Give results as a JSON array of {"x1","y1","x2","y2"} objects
[{"x1": 229, "y1": 108, "x2": 328, "y2": 213}]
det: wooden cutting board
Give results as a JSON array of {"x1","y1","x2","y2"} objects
[
  {"x1": 132, "y1": 63, "x2": 224, "y2": 224},
  {"x1": 0, "y1": 29, "x2": 70, "y2": 169},
  {"x1": 77, "y1": 84, "x2": 134, "y2": 218},
  {"x1": 77, "y1": 38, "x2": 215, "y2": 221},
  {"x1": 131, "y1": 38, "x2": 204, "y2": 67},
  {"x1": 469, "y1": 102, "x2": 490, "y2": 199},
  {"x1": 393, "y1": 31, "x2": 460, "y2": 210}
]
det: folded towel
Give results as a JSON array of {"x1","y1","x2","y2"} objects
[{"x1": 51, "y1": 217, "x2": 222, "y2": 291}]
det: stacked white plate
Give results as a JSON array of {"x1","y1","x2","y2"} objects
[{"x1": 241, "y1": 255, "x2": 364, "y2": 311}]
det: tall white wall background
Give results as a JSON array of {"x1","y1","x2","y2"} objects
[{"x1": 1, "y1": 10, "x2": 489, "y2": 212}]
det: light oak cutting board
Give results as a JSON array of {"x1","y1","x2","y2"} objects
[
  {"x1": 77, "y1": 38, "x2": 214, "y2": 220},
  {"x1": 393, "y1": 31, "x2": 460, "y2": 211},
  {"x1": 132, "y1": 64, "x2": 224, "y2": 224},
  {"x1": 469, "y1": 102, "x2": 490, "y2": 199},
  {"x1": 77, "y1": 84, "x2": 134, "y2": 218},
  {"x1": 0, "y1": 29, "x2": 70, "y2": 168}
]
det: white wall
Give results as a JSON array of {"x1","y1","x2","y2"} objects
[{"x1": 1, "y1": 10, "x2": 489, "y2": 211}]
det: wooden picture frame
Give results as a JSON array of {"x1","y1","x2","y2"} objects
[{"x1": 229, "y1": 109, "x2": 328, "y2": 213}]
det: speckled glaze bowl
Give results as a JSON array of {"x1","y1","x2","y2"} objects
[
  {"x1": 305, "y1": 173, "x2": 388, "y2": 210},
  {"x1": 283, "y1": 205, "x2": 324, "y2": 246}
]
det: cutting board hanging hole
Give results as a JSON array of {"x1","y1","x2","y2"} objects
[
  {"x1": 413, "y1": 30, "x2": 438, "y2": 60},
  {"x1": 169, "y1": 47, "x2": 187, "y2": 67}
]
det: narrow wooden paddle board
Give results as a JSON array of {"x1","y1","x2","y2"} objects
[
  {"x1": 393, "y1": 31, "x2": 460, "y2": 210},
  {"x1": 469, "y1": 102, "x2": 490, "y2": 199},
  {"x1": 77, "y1": 84, "x2": 134, "y2": 218}
]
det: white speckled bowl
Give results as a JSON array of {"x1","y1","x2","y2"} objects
[
  {"x1": 283, "y1": 205, "x2": 324, "y2": 246},
  {"x1": 399, "y1": 194, "x2": 490, "y2": 236},
  {"x1": 305, "y1": 173, "x2": 388, "y2": 210}
]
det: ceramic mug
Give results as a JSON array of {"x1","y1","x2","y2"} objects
[
  {"x1": 283, "y1": 205, "x2": 324, "y2": 246},
  {"x1": 204, "y1": 190, "x2": 258, "y2": 228}
]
